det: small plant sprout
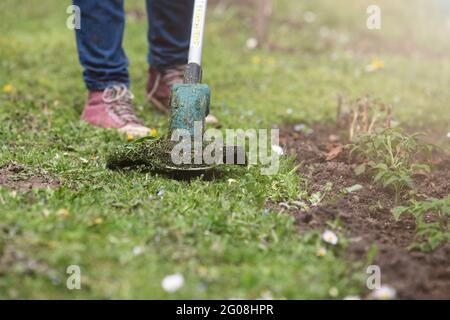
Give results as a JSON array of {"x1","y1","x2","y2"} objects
[
  {"x1": 393, "y1": 196, "x2": 450, "y2": 251},
  {"x1": 349, "y1": 127, "x2": 433, "y2": 203},
  {"x1": 357, "y1": 98, "x2": 390, "y2": 138},
  {"x1": 322, "y1": 230, "x2": 338, "y2": 245},
  {"x1": 337, "y1": 95, "x2": 392, "y2": 141},
  {"x1": 161, "y1": 273, "x2": 184, "y2": 293}
]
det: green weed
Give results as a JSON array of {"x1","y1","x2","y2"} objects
[
  {"x1": 392, "y1": 196, "x2": 450, "y2": 252},
  {"x1": 349, "y1": 128, "x2": 433, "y2": 203}
]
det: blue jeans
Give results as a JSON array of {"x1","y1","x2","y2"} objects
[{"x1": 73, "y1": 0, "x2": 194, "y2": 91}]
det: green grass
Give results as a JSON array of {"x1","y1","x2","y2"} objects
[{"x1": 0, "y1": 0, "x2": 449, "y2": 299}]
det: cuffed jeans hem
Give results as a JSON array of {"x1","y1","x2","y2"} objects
[
  {"x1": 84, "y1": 79, "x2": 130, "y2": 91},
  {"x1": 148, "y1": 55, "x2": 189, "y2": 71}
]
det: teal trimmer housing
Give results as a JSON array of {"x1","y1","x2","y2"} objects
[
  {"x1": 169, "y1": 0, "x2": 210, "y2": 137},
  {"x1": 169, "y1": 69, "x2": 211, "y2": 136},
  {"x1": 106, "y1": 0, "x2": 245, "y2": 175}
]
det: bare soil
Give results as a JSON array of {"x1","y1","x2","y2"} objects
[
  {"x1": 278, "y1": 124, "x2": 450, "y2": 299},
  {"x1": 0, "y1": 162, "x2": 60, "y2": 191}
]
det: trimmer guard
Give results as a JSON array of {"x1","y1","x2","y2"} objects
[{"x1": 169, "y1": 83, "x2": 211, "y2": 136}]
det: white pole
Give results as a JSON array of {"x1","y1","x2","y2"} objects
[{"x1": 188, "y1": 0, "x2": 208, "y2": 66}]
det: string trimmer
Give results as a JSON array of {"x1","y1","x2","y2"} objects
[{"x1": 107, "y1": 0, "x2": 244, "y2": 175}]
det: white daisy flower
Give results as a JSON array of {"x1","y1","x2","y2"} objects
[
  {"x1": 371, "y1": 285, "x2": 396, "y2": 300},
  {"x1": 322, "y1": 230, "x2": 338, "y2": 245},
  {"x1": 271, "y1": 145, "x2": 284, "y2": 156},
  {"x1": 344, "y1": 295, "x2": 361, "y2": 300},
  {"x1": 294, "y1": 123, "x2": 305, "y2": 132},
  {"x1": 259, "y1": 290, "x2": 274, "y2": 300},
  {"x1": 328, "y1": 287, "x2": 339, "y2": 297},
  {"x1": 246, "y1": 37, "x2": 258, "y2": 50},
  {"x1": 161, "y1": 273, "x2": 184, "y2": 293},
  {"x1": 132, "y1": 246, "x2": 144, "y2": 256}
]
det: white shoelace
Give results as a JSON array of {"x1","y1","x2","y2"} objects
[{"x1": 102, "y1": 85, "x2": 142, "y2": 124}]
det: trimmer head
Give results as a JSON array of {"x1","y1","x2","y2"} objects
[
  {"x1": 106, "y1": 137, "x2": 244, "y2": 176},
  {"x1": 106, "y1": 0, "x2": 245, "y2": 176},
  {"x1": 106, "y1": 138, "x2": 211, "y2": 173}
]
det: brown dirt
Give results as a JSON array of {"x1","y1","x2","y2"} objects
[
  {"x1": 278, "y1": 124, "x2": 450, "y2": 299},
  {"x1": 0, "y1": 162, "x2": 60, "y2": 191}
]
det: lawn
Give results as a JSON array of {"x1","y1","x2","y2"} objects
[{"x1": 0, "y1": 0, "x2": 449, "y2": 299}]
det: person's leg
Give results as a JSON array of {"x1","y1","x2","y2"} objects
[
  {"x1": 73, "y1": 0, "x2": 129, "y2": 90},
  {"x1": 145, "y1": 0, "x2": 192, "y2": 113},
  {"x1": 73, "y1": 1, "x2": 149, "y2": 136},
  {"x1": 145, "y1": 0, "x2": 218, "y2": 123},
  {"x1": 146, "y1": 0, "x2": 194, "y2": 70}
]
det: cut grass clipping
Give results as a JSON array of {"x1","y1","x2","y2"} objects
[
  {"x1": 106, "y1": 137, "x2": 211, "y2": 171},
  {"x1": 106, "y1": 136, "x2": 244, "y2": 172}
]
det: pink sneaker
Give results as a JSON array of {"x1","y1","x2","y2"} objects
[
  {"x1": 147, "y1": 65, "x2": 185, "y2": 114},
  {"x1": 81, "y1": 85, "x2": 151, "y2": 137}
]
